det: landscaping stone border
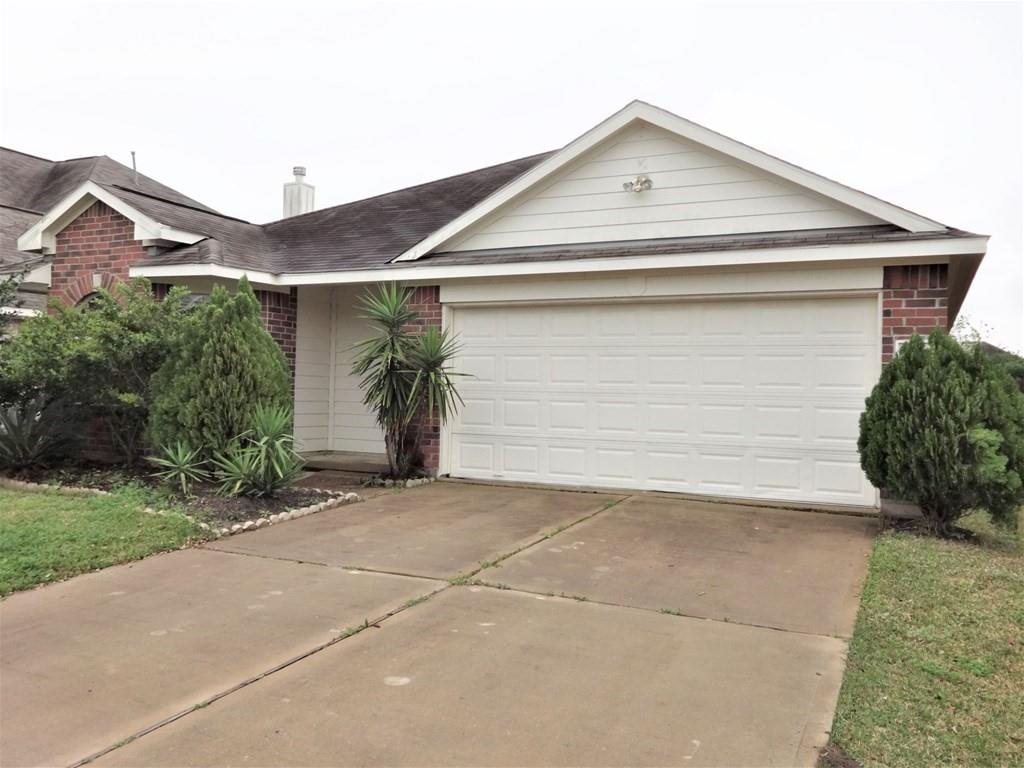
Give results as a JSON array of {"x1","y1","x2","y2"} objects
[
  {"x1": 0, "y1": 476, "x2": 110, "y2": 496},
  {"x1": 143, "y1": 489, "x2": 364, "y2": 539},
  {"x1": 368, "y1": 476, "x2": 437, "y2": 489}
]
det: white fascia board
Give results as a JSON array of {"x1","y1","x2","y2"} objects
[
  {"x1": 16, "y1": 181, "x2": 205, "y2": 254},
  {"x1": 130, "y1": 235, "x2": 988, "y2": 287},
  {"x1": 392, "y1": 101, "x2": 946, "y2": 262}
]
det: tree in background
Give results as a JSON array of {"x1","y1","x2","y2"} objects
[
  {"x1": 0, "y1": 269, "x2": 24, "y2": 338},
  {"x1": 0, "y1": 279, "x2": 189, "y2": 462},
  {"x1": 859, "y1": 329, "x2": 1024, "y2": 536},
  {"x1": 148, "y1": 276, "x2": 290, "y2": 458}
]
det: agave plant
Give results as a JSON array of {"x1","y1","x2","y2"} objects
[
  {"x1": 147, "y1": 442, "x2": 209, "y2": 496},
  {"x1": 0, "y1": 398, "x2": 69, "y2": 471},
  {"x1": 212, "y1": 404, "x2": 304, "y2": 498}
]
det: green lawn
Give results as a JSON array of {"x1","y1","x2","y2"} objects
[
  {"x1": 0, "y1": 486, "x2": 203, "y2": 597},
  {"x1": 827, "y1": 511, "x2": 1024, "y2": 767}
]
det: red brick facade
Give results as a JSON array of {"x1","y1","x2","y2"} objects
[
  {"x1": 407, "y1": 285, "x2": 442, "y2": 471},
  {"x1": 881, "y1": 264, "x2": 949, "y2": 362},
  {"x1": 256, "y1": 288, "x2": 298, "y2": 374},
  {"x1": 51, "y1": 202, "x2": 147, "y2": 306},
  {"x1": 48, "y1": 203, "x2": 298, "y2": 375}
]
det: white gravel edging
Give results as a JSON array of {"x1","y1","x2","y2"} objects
[
  {"x1": 0, "y1": 475, "x2": 110, "y2": 496},
  {"x1": 143, "y1": 489, "x2": 363, "y2": 539}
]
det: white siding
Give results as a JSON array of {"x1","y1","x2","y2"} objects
[
  {"x1": 293, "y1": 286, "x2": 332, "y2": 452},
  {"x1": 331, "y1": 285, "x2": 386, "y2": 453},
  {"x1": 447, "y1": 123, "x2": 883, "y2": 252}
]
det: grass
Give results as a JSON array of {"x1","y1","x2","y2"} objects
[
  {"x1": 827, "y1": 510, "x2": 1024, "y2": 767},
  {"x1": 0, "y1": 485, "x2": 204, "y2": 596}
]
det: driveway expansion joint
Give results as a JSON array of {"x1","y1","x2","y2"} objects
[{"x1": 67, "y1": 580, "x2": 451, "y2": 768}]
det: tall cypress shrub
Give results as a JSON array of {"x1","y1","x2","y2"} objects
[
  {"x1": 859, "y1": 329, "x2": 1024, "y2": 536},
  {"x1": 149, "y1": 277, "x2": 290, "y2": 457}
]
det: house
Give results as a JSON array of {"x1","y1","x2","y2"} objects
[{"x1": 0, "y1": 101, "x2": 987, "y2": 508}]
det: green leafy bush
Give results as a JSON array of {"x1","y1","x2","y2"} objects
[
  {"x1": 0, "y1": 398, "x2": 71, "y2": 471},
  {"x1": 859, "y1": 330, "x2": 1024, "y2": 535},
  {"x1": 0, "y1": 279, "x2": 189, "y2": 462},
  {"x1": 351, "y1": 284, "x2": 463, "y2": 477},
  {"x1": 212, "y1": 404, "x2": 303, "y2": 497},
  {"x1": 148, "y1": 277, "x2": 290, "y2": 459},
  {"x1": 147, "y1": 442, "x2": 209, "y2": 496}
]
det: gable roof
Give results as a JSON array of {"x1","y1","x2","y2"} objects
[{"x1": 392, "y1": 101, "x2": 948, "y2": 263}]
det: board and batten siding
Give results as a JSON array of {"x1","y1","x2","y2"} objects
[
  {"x1": 446, "y1": 123, "x2": 883, "y2": 252},
  {"x1": 331, "y1": 285, "x2": 386, "y2": 454},
  {"x1": 293, "y1": 286, "x2": 332, "y2": 452}
]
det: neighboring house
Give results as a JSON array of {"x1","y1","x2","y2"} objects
[{"x1": 0, "y1": 101, "x2": 987, "y2": 508}]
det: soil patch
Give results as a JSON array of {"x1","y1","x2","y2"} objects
[{"x1": 817, "y1": 742, "x2": 862, "y2": 768}]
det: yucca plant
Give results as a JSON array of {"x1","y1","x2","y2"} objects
[
  {"x1": 0, "y1": 398, "x2": 69, "y2": 471},
  {"x1": 147, "y1": 442, "x2": 209, "y2": 496},
  {"x1": 351, "y1": 284, "x2": 465, "y2": 478},
  {"x1": 212, "y1": 404, "x2": 304, "y2": 498}
]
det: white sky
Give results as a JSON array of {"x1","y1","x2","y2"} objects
[{"x1": 1, "y1": 0, "x2": 1021, "y2": 350}]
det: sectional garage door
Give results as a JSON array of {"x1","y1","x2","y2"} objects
[{"x1": 446, "y1": 296, "x2": 879, "y2": 506}]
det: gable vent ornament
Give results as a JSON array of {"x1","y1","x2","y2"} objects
[{"x1": 623, "y1": 174, "x2": 653, "y2": 193}]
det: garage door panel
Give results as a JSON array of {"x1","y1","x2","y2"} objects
[{"x1": 448, "y1": 297, "x2": 878, "y2": 506}]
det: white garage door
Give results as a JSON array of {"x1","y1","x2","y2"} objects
[{"x1": 446, "y1": 296, "x2": 879, "y2": 506}]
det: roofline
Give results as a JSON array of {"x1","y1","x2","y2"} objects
[
  {"x1": 391, "y1": 100, "x2": 949, "y2": 263},
  {"x1": 131, "y1": 234, "x2": 988, "y2": 288},
  {"x1": 259, "y1": 151, "x2": 554, "y2": 228},
  {"x1": 16, "y1": 180, "x2": 206, "y2": 254}
]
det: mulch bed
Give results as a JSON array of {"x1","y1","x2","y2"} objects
[{"x1": 183, "y1": 485, "x2": 333, "y2": 524}]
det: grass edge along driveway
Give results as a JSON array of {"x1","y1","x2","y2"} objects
[
  {"x1": 0, "y1": 486, "x2": 203, "y2": 597},
  {"x1": 825, "y1": 510, "x2": 1024, "y2": 768}
]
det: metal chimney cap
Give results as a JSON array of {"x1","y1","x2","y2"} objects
[{"x1": 292, "y1": 166, "x2": 306, "y2": 177}]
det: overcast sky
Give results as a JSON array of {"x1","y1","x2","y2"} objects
[{"x1": 1, "y1": 0, "x2": 1021, "y2": 350}]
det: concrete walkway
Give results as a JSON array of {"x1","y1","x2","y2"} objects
[{"x1": 0, "y1": 481, "x2": 875, "y2": 767}]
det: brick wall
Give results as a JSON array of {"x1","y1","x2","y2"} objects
[
  {"x1": 407, "y1": 285, "x2": 442, "y2": 472},
  {"x1": 51, "y1": 202, "x2": 146, "y2": 306},
  {"x1": 881, "y1": 264, "x2": 949, "y2": 362},
  {"x1": 255, "y1": 288, "x2": 298, "y2": 375}
]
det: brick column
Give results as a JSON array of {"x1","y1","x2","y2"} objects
[
  {"x1": 881, "y1": 264, "x2": 949, "y2": 362},
  {"x1": 255, "y1": 288, "x2": 298, "y2": 374},
  {"x1": 407, "y1": 286, "x2": 442, "y2": 472}
]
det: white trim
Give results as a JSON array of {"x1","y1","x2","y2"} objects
[
  {"x1": 130, "y1": 235, "x2": 988, "y2": 287},
  {"x1": 392, "y1": 101, "x2": 947, "y2": 262},
  {"x1": 16, "y1": 181, "x2": 205, "y2": 255}
]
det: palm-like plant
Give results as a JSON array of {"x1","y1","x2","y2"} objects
[
  {"x1": 148, "y1": 442, "x2": 209, "y2": 496},
  {"x1": 212, "y1": 404, "x2": 304, "y2": 498},
  {"x1": 351, "y1": 284, "x2": 464, "y2": 477}
]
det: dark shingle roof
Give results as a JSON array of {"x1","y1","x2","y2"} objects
[{"x1": 139, "y1": 152, "x2": 554, "y2": 273}]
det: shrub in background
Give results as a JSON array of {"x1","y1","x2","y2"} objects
[
  {"x1": 0, "y1": 280, "x2": 188, "y2": 462},
  {"x1": 859, "y1": 330, "x2": 1024, "y2": 536},
  {"x1": 149, "y1": 277, "x2": 290, "y2": 459}
]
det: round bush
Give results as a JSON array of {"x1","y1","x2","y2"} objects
[{"x1": 859, "y1": 330, "x2": 1024, "y2": 536}]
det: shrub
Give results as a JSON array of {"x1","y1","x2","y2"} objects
[
  {"x1": 148, "y1": 277, "x2": 290, "y2": 459},
  {"x1": 147, "y1": 442, "x2": 209, "y2": 496},
  {"x1": 212, "y1": 404, "x2": 303, "y2": 497},
  {"x1": 351, "y1": 284, "x2": 463, "y2": 477},
  {"x1": 0, "y1": 280, "x2": 188, "y2": 462},
  {"x1": 0, "y1": 398, "x2": 71, "y2": 471},
  {"x1": 859, "y1": 330, "x2": 1024, "y2": 536}
]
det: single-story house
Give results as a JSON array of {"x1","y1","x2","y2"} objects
[{"x1": 0, "y1": 101, "x2": 987, "y2": 508}]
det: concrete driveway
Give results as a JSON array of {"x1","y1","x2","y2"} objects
[{"x1": 1, "y1": 481, "x2": 875, "y2": 768}]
